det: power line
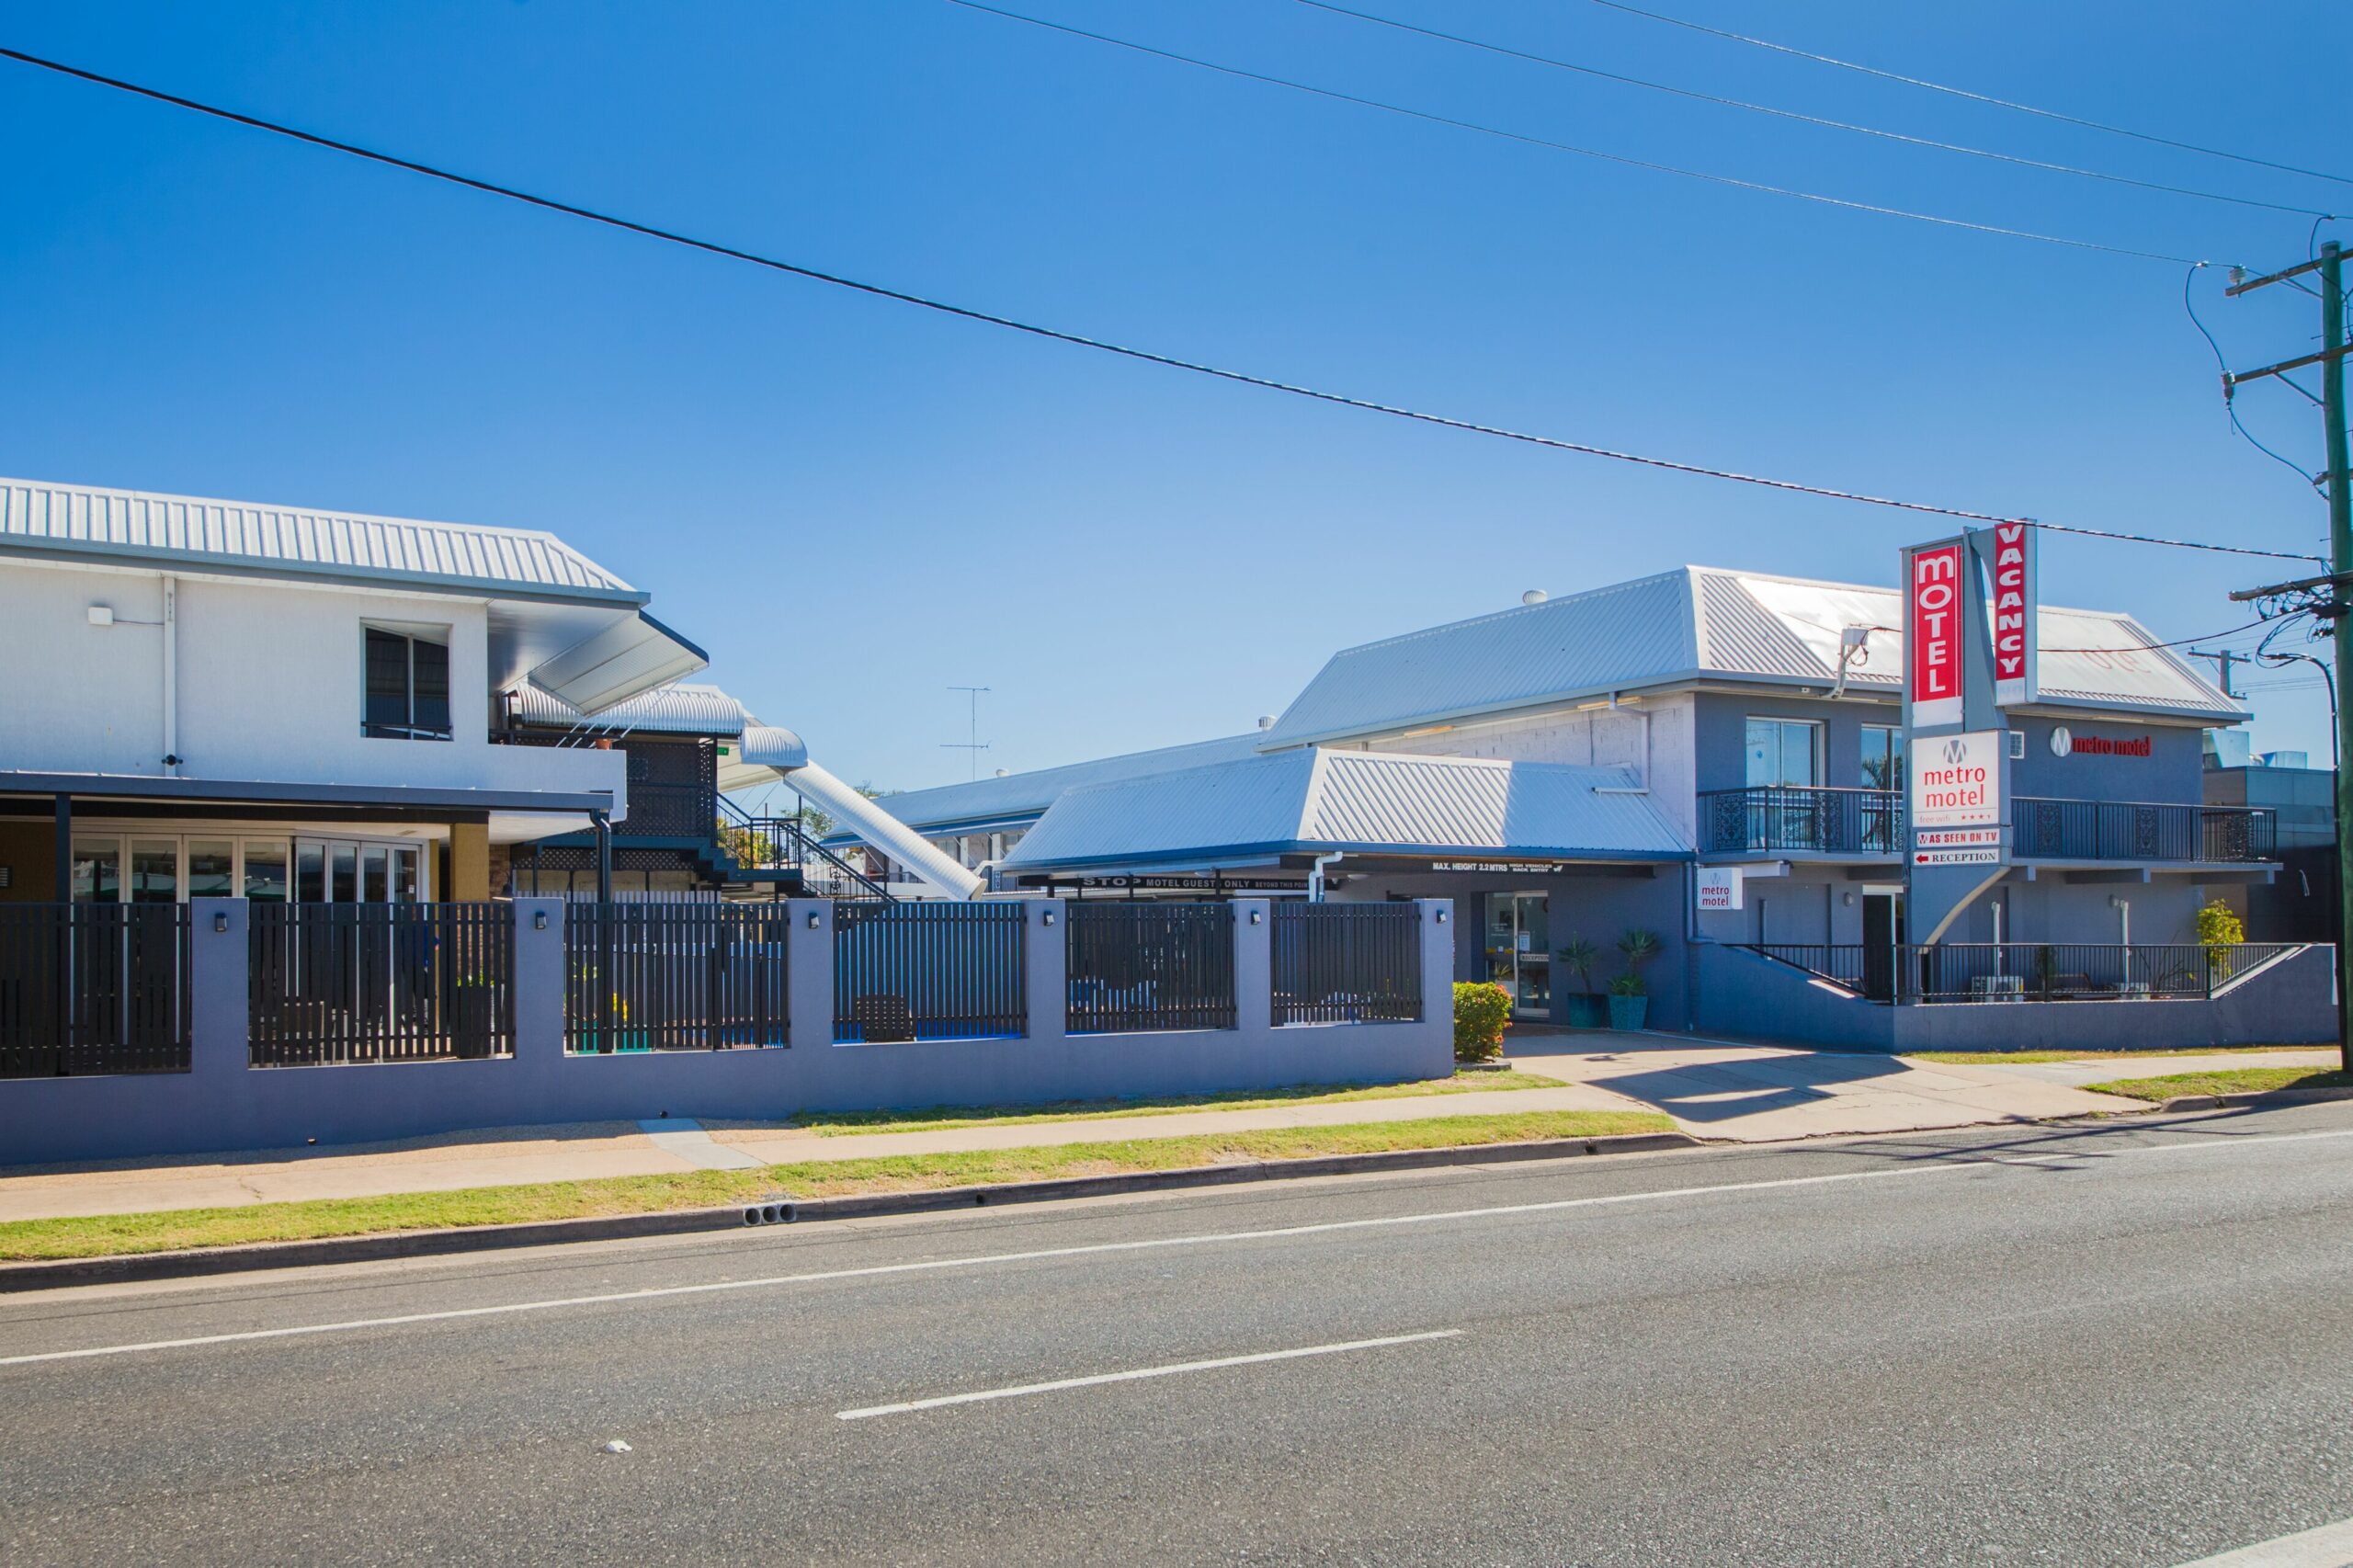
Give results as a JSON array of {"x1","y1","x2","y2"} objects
[
  {"x1": 1294, "y1": 0, "x2": 2336, "y2": 221},
  {"x1": 2182, "y1": 265, "x2": 2326, "y2": 491},
  {"x1": 0, "y1": 41, "x2": 2317, "y2": 564},
  {"x1": 937, "y1": 0, "x2": 2217, "y2": 267},
  {"x1": 1589, "y1": 0, "x2": 2353, "y2": 192}
]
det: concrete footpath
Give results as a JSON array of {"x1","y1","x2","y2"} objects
[{"x1": 1, "y1": 1038, "x2": 2322, "y2": 1225}]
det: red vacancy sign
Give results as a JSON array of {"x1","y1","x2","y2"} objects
[
  {"x1": 1987, "y1": 522, "x2": 2036, "y2": 708},
  {"x1": 1906, "y1": 541, "x2": 1966, "y2": 728}
]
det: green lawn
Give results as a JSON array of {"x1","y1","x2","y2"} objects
[
  {"x1": 793, "y1": 1068, "x2": 1565, "y2": 1136},
  {"x1": 1904, "y1": 1047, "x2": 2326, "y2": 1066},
  {"x1": 2083, "y1": 1067, "x2": 2353, "y2": 1102},
  {"x1": 0, "y1": 1107, "x2": 1675, "y2": 1263}
]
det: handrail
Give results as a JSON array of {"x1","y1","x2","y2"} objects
[{"x1": 715, "y1": 794, "x2": 896, "y2": 902}]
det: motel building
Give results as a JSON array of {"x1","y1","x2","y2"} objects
[{"x1": 840, "y1": 566, "x2": 2334, "y2": 1051}]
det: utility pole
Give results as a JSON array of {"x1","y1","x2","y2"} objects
[
  {"x1": 2222, "y1": 242, "x2": 2352, "y2": 1072},
  {"x1": 944, "y1": 686, "x2": 991, "y2": 780},
  {"x1": 2188, "y1": 645, "x2": 2246, "y2": 699}
]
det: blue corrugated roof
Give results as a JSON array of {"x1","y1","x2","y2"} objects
[
  {"x1": 859, "y1": 731, "x2": 1270, "y2": 836},
  {"x1": 1000, "y1": 749, "x2": 1690, "y2": 872}
]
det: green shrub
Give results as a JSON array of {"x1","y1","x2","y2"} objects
[{"x1": 1452, "y1": 982, "x2": 1513, "y2": 1063}]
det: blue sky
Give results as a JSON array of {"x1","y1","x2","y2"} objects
[{"x1": 3, "y1": 1, "x2": 2347, "y2": 785}]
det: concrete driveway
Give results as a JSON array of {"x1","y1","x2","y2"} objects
[{"x1": 1510, "y1": 1031, "x2": 2147, "y2": 1142}]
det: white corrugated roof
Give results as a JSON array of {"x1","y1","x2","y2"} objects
[
  {"x1": 0, "y1": 476, "x2": 641, "y2": 600},
  {"x1": 1265, "y1": 565, "x2": 2243, "y2": 743},
  {"x1": 1000, "y1": 749, "x2": 1689, "y2": 871},
  {"x1": 857, "y1": 732, "x2": 1271, "y2": 835},
  {"x1": 508, "y1": 682, "x2": 748, "y2": 736}
]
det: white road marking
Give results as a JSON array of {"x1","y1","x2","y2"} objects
[
  {"x1": 835, "y1": 1329, "x2": 1462, "y2": 1421},
  {"x1": 6, "y1": 1123, "x2": 2349, "y2": 1370},
  {"x1": 2172, "y1": 1516, "x2": 2353, "y2": 1566}
]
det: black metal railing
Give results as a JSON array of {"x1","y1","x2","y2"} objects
[
  {"x1": 715, "y1": 795, "x2": 895, "y2": 901},
  {"x1": 249, "y1": 903, "x2": 513, "y2": 1066},
  {"x1": 2009, "y1": 799, "x2": 2277, "y2": 862},
  {"x1": 1699, "y1": 787, "x2": 1904, "y2": 855},
  {"x1": 1066, "y1": 903, "x2": 1236, "y2": 1034},
  {"x1": 565, "y1": 903, "x2": 792, "y2": 1052},
  {"x1": 1271, "y1": 903, "x2": 1423, "y2": 1027},
  {"x1": 0, "y1": 903, "x2": 189, "y2": 1078},
  {"x1": 1730, "y1": 941, "x2": 2299, "y2": 1004},
  {"x1": 833, "y1": 901, "x2": 1025, "y2": 1043}
]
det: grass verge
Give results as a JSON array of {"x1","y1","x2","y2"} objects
[
  {"x1": 2081, "y1": 1067, "x2": 2353, "y2": 1102},
  {"x1": 0, "y1": 1108, "x2": 1674, "y2": 1263},
  {"x1": 1904, "y1": 1046, "x2": 2326, "y2": 1066},
  {"x1": 790, "y1": 1068, "x2": 1566, "y2": 1137}
]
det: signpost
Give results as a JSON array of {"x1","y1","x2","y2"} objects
[{"x1": 1696, "y1": 866, "x2": 1743, "y2": 912}]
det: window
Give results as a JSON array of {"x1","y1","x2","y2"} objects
[
  {"x1": 363, "y1": 626, "x2": 452, "y2": 740},
  {"x1": 1860, "y1": 726, "x2": 1905, "y2": 791},
  {"x1": 1744, "y1": 718, "x2": 1824, "y2": 789}
]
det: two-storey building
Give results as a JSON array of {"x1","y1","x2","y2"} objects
[
  {"x1": 847, "y1": 565, "x2": 2322, "y2": 1047},
  {"x1": 0, "y1": 476, "x2": 708, "y2": 906}
]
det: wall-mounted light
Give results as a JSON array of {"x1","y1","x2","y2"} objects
[
  {"x1": 1841, "y1": 892, "x2": 1854, "y2": 907},
  {"x1": 1248, "y1": 909, "x2": 1263, "y2": 926},
  {"x1": 806, "y1": 912, "x2": 823, "y2": 930},
  {"x1": 1435, "y1": 909, "x2": 1449, "y2": 924},
  {"x1": 532, "y1": 911, "x2": 548, "y2": 930},
  {"x1": 1041, "y1": 910, "x2": 1056, "y2": 927},
  {"x1": 211, "y1": 911, "x2": 228, "y2": 934}
]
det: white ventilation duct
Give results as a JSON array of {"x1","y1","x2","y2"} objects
[{"x1": 723, "y1": 725, "x2": 983, "y2": 899}]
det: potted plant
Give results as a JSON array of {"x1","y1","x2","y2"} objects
[
  {"x1": 1608, "y1": 927, "x2": 1661, "y2": 1030},
  {"x1": 1555, "y1": 935, "x2": 1606, "y2": 1028},
  {"x1": 452, "y1": 974, "x2": 502, "y2": 1059}
]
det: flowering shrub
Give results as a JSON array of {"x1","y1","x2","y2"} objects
[{"x1": 1453, "y1": 982, "x2": 1513, "y2": 1063}]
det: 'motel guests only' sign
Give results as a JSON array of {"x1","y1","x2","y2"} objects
[{"x1": 1905, "y1": 541, "x2": 1966, "y2": 729}]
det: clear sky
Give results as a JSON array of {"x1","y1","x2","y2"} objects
[{"x1": 3, "y1": 1, "x2": 2347, "y2": 787}]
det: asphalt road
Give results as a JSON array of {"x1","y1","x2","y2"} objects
[{"x1": 6, "y1": 1107, "x2": 2353, "y2": 1568}]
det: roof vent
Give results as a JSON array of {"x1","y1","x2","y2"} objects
[
  {"x1": 1521, "y1": 589, "x2": 1548, "y2": 607},
  {"x1": 1256, "y1": 715, "x2": 1277, "y2": 731},
  {"x1": 994, "y1": 767, "x2": 1009, "y2": 778}
]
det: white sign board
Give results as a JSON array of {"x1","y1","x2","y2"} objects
[
  {"x1": 1911, "y1": 729, "x2": 2004, "y2": 830},
  {"x1": 1913, "y1": 846, "x2": 2002, "y2": 867},
  {"x1": 1696, "y1": 866, "x2": 1744, "y2": 912}
]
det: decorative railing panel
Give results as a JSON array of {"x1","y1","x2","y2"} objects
[
  {"x1": 0, "y1": 903, "x2": 188, "y2": 1078},
  {"x1": 566, "y1": 903, "x2": 791, "y2": 1052},
  {"x1": 1066, "y1": 903, "x2": 1236, "y2": 1034},
  {"x1": 833, "y1": 902, "x2": 1025, "y2": 1043},
  {"x1": 1272, "y1": 903, "x2": 1423, "y2": 1027}
]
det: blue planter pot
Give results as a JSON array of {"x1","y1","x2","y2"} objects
[
  {"x1": 1559, "y1": 994, "x2": 1608, "y2": 1029},
  {"x1": 1607, "y1": 994, "x2": 1649, "y2": 1030}
]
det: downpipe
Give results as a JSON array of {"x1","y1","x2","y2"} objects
[{"x1": 1307, "y1": 851, "x2": 1343, "y2": 903}]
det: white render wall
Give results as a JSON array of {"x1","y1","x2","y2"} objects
[{"x1": 0, "y1": 560, "x2": 623, "y2": 808}]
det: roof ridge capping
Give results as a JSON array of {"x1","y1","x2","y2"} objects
[{"x1": 1316, "y1": 567, "x2": 1698, "y2": 660}]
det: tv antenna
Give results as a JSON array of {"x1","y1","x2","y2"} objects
[{"x1": 944, "y1": 686, "x2": 992, "y2": 779}]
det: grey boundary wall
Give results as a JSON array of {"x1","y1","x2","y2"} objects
[
  {"x1": 0, "y1": 898, "x2": 1457, "y2": 1167},
  {"x1": 1689, "y1": 941, "x2": 2338, "y2": 1051}
]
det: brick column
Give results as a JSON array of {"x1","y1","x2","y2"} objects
[
  {"x1": 1233, "y1": 898, "x2": 1273, "y2": 1034},
  {"x1": 1417, "y1": 898, "x2": 1456, "y2": 1026},
  {"x1": 1023, "y1": 899, "x2": 1065, "y2": 1043},
  {"x1": 187, "y1": 896, "x2": 249, "y2": 1077},
  {"x1": 787, "y1": 897, "x2": 835, "y2": 1048},
  {"x1": 510, "y1": 897, "x2": 566, "y2": 1065}
]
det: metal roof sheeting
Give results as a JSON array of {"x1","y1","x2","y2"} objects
[
  {"x1": 1265, "y1": 566, "x2": 2242, "y2": 742},
  {"x1": 857, "y1": 731, "x2": 1271, "y2": 834},
  {"x1": 0, "y1": 476, "x2": 640, "y2": 600},
  {"x1": 1000, "y1": 749, "x2": 1689, "y2": 871},
  {"x1": 508, "y1": 682, "x2": 749, "y2": 736}
]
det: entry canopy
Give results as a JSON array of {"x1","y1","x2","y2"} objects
[{"x1": 999, "y1": 748, "x2": 1691, "y2": 874}]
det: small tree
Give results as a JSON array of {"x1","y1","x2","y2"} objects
[
  {"x1": 1612, "y1": 927, "x2": 1662, "y2": 996},
  {"x1": 1453, "y1": 982, "x2": 1513, "y2": 1063},
  {"x1": 2198, "y1": 898, "x2": 2245, "y2": 986},
  {"x1": 1556, "y1": 935, "x2": 1599, "y2": 995}
]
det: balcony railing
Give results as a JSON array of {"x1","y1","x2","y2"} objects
[
  {"x1": 1699, "y1": 787, "x2": 1904, "y2": 855},
  {"x1": 2008, "y1": 799, "x2": 2276, "y2": 863},
  {"x1": 1699, "y1": 788, "x2": 2277, "y2": 864}
]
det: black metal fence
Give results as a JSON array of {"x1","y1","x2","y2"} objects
[
  {"x1": 834, "y1": 901, "x2": 1026, "y2": 1043},
  {"x1": 2010, "y1": 799, "x2": 2277, "y2": 862},
  {"x1": 250, "y1": 903, "x2": 513, "y2": 1066},
  {"x1": 566, "y1": 903, "x2": 791, "y2": 1052},
  {"x1": 0, "y1": 903, "x2": 189, "y2": 1078},
  {"x1": 1699, "y1": 787, "x2": 1904, "y2": 855},
  {"x1": 1272, "y1": 903, "x2": 1423, "y2": 1026},
  {"x1": 1731, "y1": 941, "x2": 2299, "y2": 1004},
  {"x1": 1066, "y1": 903, "x2": 1236, "y2": 1034}
]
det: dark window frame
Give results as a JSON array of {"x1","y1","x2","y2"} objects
[{"x1": 361, "y1": 625, "x2": 454, "y2": 742}]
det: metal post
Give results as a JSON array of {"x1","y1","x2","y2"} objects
[
  {"x1": 52, "y1": 793, "x2": 70, "y2": 903},
  {"x1": 593, "y1": 811, "x2": 613, "y2": 904},
  {"x1": 592, "y1": 809, "x2": 614, "y2": 1050},
  {"x1": 2322, "y1": 242, "x2": 2351, "y2": 1074}
]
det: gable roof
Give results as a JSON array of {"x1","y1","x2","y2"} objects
[
  {"x1": 999, "y1": 748, "x2": 1689, "y2": 872},
  {"x1": 1263, "y1": 566, "x2": 2245, "y2": 743},
  {"x1": 0, "y1": 476, "x2": 642, "y2": 604},
  {"x1": 851, "y1": 731, "x2": 1271, "y2": 837}
]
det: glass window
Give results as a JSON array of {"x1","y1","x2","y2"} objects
[
  {"x1": 329, "y1": 844, "x2": 358, "y2": 903},
  {"x1": 188, "y1": 841, "x2": 235, "y2": 899},
  {"x1": 244, "y1": 842, "x2": 290, "y2": 903},
  {"x1": 361, "y1": 846, "x2": 390, "y2": 903},
  {"x1": 1860, "y1": 726, "x2": 1906, "y2": 791},
  {"x1": 1744, "y1": 718, "x2": 1823, "y2": 788},
  {"x1": 71, "y1": 839, "x2": 120, "y2": 903},
  {"x1": 392, "y1": 847, "x2": 421, "y2": 903},
  {"x1": 130, "y1": 840, "x2": 178, "y2": 904},
  {"x1": 295, "y1": 843, "x2": 325, "y2": 903},
  {"x1": 362, "y1": 626, "x2": 453, "y2": 740}
]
